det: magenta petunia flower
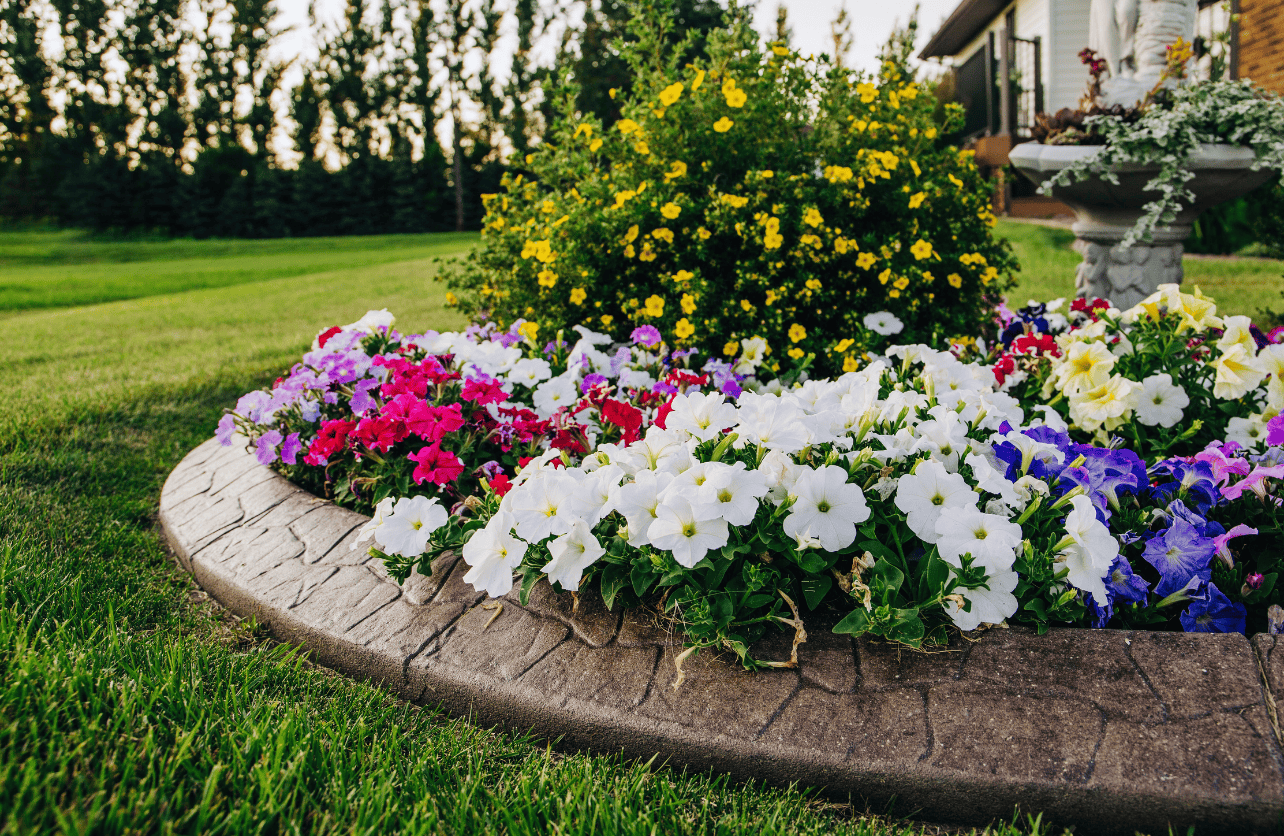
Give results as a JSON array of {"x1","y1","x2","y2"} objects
[
  {"x1": 409, "y1": 444, "x2": 465, "y2": 486},
  {"x1": 462, "y1": 375, "x2": 508, "y2": 406}
]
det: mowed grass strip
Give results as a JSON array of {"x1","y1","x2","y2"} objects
[
  {"x1": 996, "y1": 219, "x2": 1284, "y2": 318},
  {"x1": 0, "y1": 231, "x2": 478, "y2": 311},
  {"x1": 0, "y1": 237, "x2": 1068, "y2": 835}
]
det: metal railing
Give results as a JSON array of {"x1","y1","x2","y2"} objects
[{"x1": 952, "y1": 30, "x2": 1043, "y2": 141}]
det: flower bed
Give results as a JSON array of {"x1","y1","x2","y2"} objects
[{"x1": 223, "y1": 287, "x2": 1283, "y2": 668}]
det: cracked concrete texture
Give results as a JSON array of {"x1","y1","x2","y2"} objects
[{"x1": 161, "y1": 438, "x2": 1284, "y2": 835}]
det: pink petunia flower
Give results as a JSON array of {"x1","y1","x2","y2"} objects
[{"x1": 409, "y1": 444, "x2": 465, "y2": 486}]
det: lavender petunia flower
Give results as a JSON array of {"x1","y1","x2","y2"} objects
[
  {"x1": 216, "y1": 414, "x2": 237, "y2": 446},
  {"x1": 280, "y1": 432, "x2": 303, "y2": 465},
  {"x1": 255, "y1": 430, "x2": 283, "y2": 466},
  {"x1": 1180, "y1": 581, "x2": 1247, "y2": 634},
  {"x1": 631, "y1": 325, "x2": 662, "y2": 347},
  {"x1": 581, "y1": 373, "x2": 608, "y2": 394},
  {"x1": 1142, "y1": 516, "x2": 1216, "y2": 598}
]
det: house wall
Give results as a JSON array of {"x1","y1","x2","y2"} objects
[
  {"x1": 1237, "y1": 0, "x2": 1284, "y2": 95},
  {"x1": 1047, "y1": 0, "x2": 1092, "y2": 111}
]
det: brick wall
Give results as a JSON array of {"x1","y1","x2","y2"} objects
[{"x1": 1236, "y1": 0, "x2": 1284, "y2": 95}]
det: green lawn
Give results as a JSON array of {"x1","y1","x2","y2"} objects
[
  {"x1": 997, "y1": 219, "x2": 1284, "y2": 319},
  {"x1": 0, "y1": 230, "x2": 478, "y2": 311},
  {"x1": 0, "y1": 231, "x2": 1066, "y2": 835}
]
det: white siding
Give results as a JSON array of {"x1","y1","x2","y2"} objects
[
  {"x1": 1048, "y1": 0, "x2": 1092, "y2": 111},
  {"x1": 950, "y1": 0, "x2": 1054, "y2": 121}
]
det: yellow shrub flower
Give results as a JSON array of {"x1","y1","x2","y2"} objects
[
  {"x1": 835, "y1": 338, "x2": 855, "y2": 353},
  {"x1": 823, "y1": 165, "x2": 854, "y2": 183},
  {"x1": 788, "y1": 323, "x2": 806, "y2": 343},
  {"x1": 772, "y1": 45, "x2": 790, "y2": 56},
  {"x1": 697, "y1": 227, "x2": 712, "y2": 240},
  {"x1": 570, "y1": 287, "x2": 587, "y2": 305},
  {"x1": 643, "y1": 294, "x2": 665, "y2": 317},
  {"x1": 652, "y1": 228, "x2": 674, "y2": 243},
  {"x1": 981, "y1": 266, "x2": 998, "y2": 285},
  {"x1": 517, "y1": 321, "x2": 539, "y2": 341},
  {"x1": 740, "y1": 299, "x2": 754, "y2": 312},
  {"x1": 834, "y1": 237, "x2": 850, "y2": 254},
  {"x1": 680, "y1": 293, "x2": 697, "y2": 314},
  {"x1": 856, "y1": 82, "x2": 877, "y2": 103},
  {"x1": 722, "y1": 78, "x2": 747, "y2": 107},
  {"x1": 787, "y1": 347, "x2": 805, "y2": 359},
  {"x1": 664, "y1": 161, "x2": 687, "y2": 181},
  {"x1": 617, "y1": 118, "x2": 641, "y2": 135},
  {"x1": 855, "y1": 252, "x2": 877, "y2": 270},
  {"x1": 713, "y1": 117, "x2": 734, "y2": 133},
  {"x1": 623, "y1": 224, "x2": 639, "y2": 243},
  {"x1": 947, "y1": 173, "x2": 964, "y2": 188},
  {"x1": 613, "y1": 190, "x2": 636, "y2": 208},
  {"x1": 764, "y1": 289, "x2": 779, "y2": 305},
  {"x1": 910, "y1": 239, "x2": 934, "y2": 260},
  {"x1": 659, "y1": 82, "x2": 684, "y2": 106},
  {"x1": 445, "y1": 292, "x2": 458, "y2": 306},
  {"x1": 589, "y1": 138, "x2": 603, "y2": 152},
  {"x1": 674, "y1": 269, "x2": 694, "y2": 282},
  {"x1": 692, "y1": 69, "x2": 705, "y2": 90},
  {"x1": 720, "y1": 194, "x2": 748, "y2": 208},
  {"x1": 674, "y1": 318, "x2": 695, "y2": 339},
  {"x1": 843, "y1": 355, "x2": 860, "y2": 372},
  {"x1": 908, "y1": 192, "x2": 926, "y2": 209},
  {"x1": 639, "y1": 243, "x2": 656, "y2": 262},
  {"x1": 799, "y1": 234, "x2": 821, "y2": 247},
  {"x1": 805, "y1": 279, "x2": 822, "y2": 291},
  {"x1": 661, "y1": 202, "x2": 681, "y2": 219},
  {"x1": 574, "y1": 124, "x2": 593, "y2": 139},
  {"x1": 889, "y1": 289, "x2": 901, "y2": 299},
  {"x1": 893, "y1": 276, "x2": 910, "y2": 291},
  {"x1": 634, "y1": 141, "x2": 650, "y2": 155},
  {"x1": 537, "y1": 270, "x2": 558, "y2": 288},
  {"x1": 803, "y1": 207, "x2": 823, "y2": 227},
  {"x1": 601, "y1": 315, "x2": 613, "y2": 326},
  {"x1": 723, "y1": 340, "x2": 739, "y2": 356},
  {"x1": 946, "y1": 272, "x2": 963, "y2": 288}
]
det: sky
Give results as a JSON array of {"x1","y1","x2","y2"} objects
[{"x1": 271, "y1": 0, "x2": 963, "y2": 78}]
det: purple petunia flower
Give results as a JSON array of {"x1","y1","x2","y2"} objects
[
  {"x1": 1180, "y1": 581, "x2": 1247, "y2": 634},
  {"x1": 720, "y1": 377, "x2": 744, "y2": 398},
  {"x1": 350, "y1": 378, "x2": 381, "y2": 415},
  {"x1": 1147, "y1": 460, "x2": 1220, "y2": 514},
  {"x1": 1269, "y1": 414, "x2": 1284, "y2": 447},
  {"x1": 216, "y1": 414, "x2": 237, "y2": 446},
  {"x1": 581, "y1": 373, "x2": 608, "y2": 393},
  {"x1": 280, "y1": 432, "x2": 303, "y2": 465},
  {"x1": 255, "y1": 430, "x2": 283, "y2": 466},
  {"x1": 631, "y1": 325, "x2": 662, "y2": 347},
  {"x1": 1142, "y1": 515, "x2": 1216, "y2": 598},
  {"x1": 1104, "y1": 555, "x2": 1150, "y2": 606}
]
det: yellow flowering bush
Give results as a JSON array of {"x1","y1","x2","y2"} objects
[{"x1": 448, "y1": 2, "x2": 1016, "y2": 375}]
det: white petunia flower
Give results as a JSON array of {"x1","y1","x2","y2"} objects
[
  {"x1": 945, "y1": 568, "x2": 1019, "y2": 631},
  {"x1": 894, "y1": 460, "x2": 978, "y2": 544},
  {"x1": 532, "y1": 374, "x2": 579, "y2": 416},
  {"x1": 1057, "y1": 494, "x2": 1117, "y2": 607},
  {"x1": 863, "y1": 311, "x2": 904, "y2": 336},
  {"x1": 666, "y1": 391, "x2": 739, "y2": 442},
  {"x1": 694, "y1": 461, "x2": 770, "y2": 526},
  {"x1": 934, "y1": 506, "x2": 1022, "y2": 574},
  {"x1": 733, "y1": 396, "x2": 808, "y2": 453},
  {"x1": 782, "y1": 465, "x2": 871, "y2": 552},
  {"x1": 375, "y1": 495, "x2": 449, "y2": 558},
  {"x1": 648, "y1": 497, "x2": 730, "y2": 568},
  {"x1": 344, "y1": 308, "x2": 395, "y2": 335},
  {"x1": 462, "y1": 512, "x2": 527, "y2": 597},
  {"x1": 509, "y1": 358, "x2": 553, "y2": 387},
  {"x1": 1210, "y1": 343, "x2": 1267, "y2": 401},
  {"x1": 1135, "y1": 373, "x2": 1190, "y2": 427},
  {"x1": 613, "y1": 469, "x2": 675, "y2": 547},
  {"x1": 352, "y1": 496, "x2": 396, "y2": 551},
  {"x1": 542, "y1": 520, "x2": 605, "y2": 592},
  {"x1": 509, "y1": 470, "x2": 589, "y2": 543},
  {"x1": 733, "y1": 336, "x2": 769, "y2": 374},
  {"x1": 1226, "y1": 414, "x2": 1270, "y2": 448}
]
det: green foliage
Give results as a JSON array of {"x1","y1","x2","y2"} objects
[{"x1": 450, "y1": 0, "x2": 1017, "y2": 377}]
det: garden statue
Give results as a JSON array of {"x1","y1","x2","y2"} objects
[{"x1": 1091, "y1": 0, "x2": 1195, "y2": 108}]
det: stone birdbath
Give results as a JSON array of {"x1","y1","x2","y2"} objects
[{"x1": 1008, "y1": 141, "x2": 1273, "y2": 309}]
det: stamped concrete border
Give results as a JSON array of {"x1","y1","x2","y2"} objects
[{"x1": 161, "y1": 438, "x2": 1284, "y2": 836}]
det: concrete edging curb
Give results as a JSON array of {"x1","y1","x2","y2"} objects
[{"x1": 161, "y1": 438, "x2": 1284, "y2": 836}]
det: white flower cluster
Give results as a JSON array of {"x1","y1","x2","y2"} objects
[
  {"x1": 455, "y1": 345, "x2": 1120, "y2": 632},
  {"x1": 1043, "y1": 285, "x2": 1283, "y2": 441}
]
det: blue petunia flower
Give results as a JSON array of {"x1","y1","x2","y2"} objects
[
  {"x1": 1142, "y1": 515, "x2": 1216, "y2": 598},
  {"x1": 1104, "y1": 555, "x2": 1150, "y2": 605},
  {"x1": 1147, "y1": 460, "x2": 1221, "y2": 514},
  {"x1": 1180, "y1": 581, "x2": 1248, "y2": 634}
]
